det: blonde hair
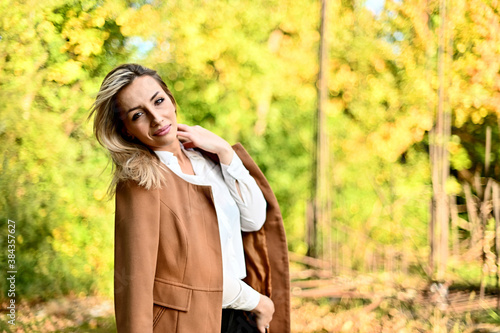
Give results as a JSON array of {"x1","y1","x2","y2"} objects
[{"x1": 89, "y1": 63, "x2": 176, "y2": 192}]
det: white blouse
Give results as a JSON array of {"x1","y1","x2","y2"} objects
[{"x1": 154, "y1": 144, "x2": 267, "y2": 311}]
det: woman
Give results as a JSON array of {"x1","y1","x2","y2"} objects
[{"x1": 89, "y1": 64, "x2": 290, "y2": 333}]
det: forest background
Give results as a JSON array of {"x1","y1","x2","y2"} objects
[{"x1": 1, "y1": 0, "x2": 500, "y2": 331}]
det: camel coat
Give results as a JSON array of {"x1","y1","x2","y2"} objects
[{"x1": 114, "y1": 143, "x2": 290, "y2": 332}]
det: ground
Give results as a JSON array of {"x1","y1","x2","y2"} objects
[{"x1": 2, "y1": 276, "x2": 500, "y2": 333}]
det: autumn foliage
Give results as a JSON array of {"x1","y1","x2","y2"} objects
[{"x1": 0, "y1": 0, "x2": 500, "y2": 331}]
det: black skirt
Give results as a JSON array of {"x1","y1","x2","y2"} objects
[{"x1": 221, "y1": 309, "x2": 260, "y2": 333}]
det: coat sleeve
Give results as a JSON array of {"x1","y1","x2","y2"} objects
[
  {"x1": 114, "y1": 180, "x2": 160, "y2": 333},
  {"x1": 232, "y1": 143, "x2": 291, "y2": 333}
]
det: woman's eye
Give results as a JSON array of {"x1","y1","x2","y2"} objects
[
  {"x1": 132, "y1": 112, "x2": 143, "y2": 121},
  {"x1": 155, "y1": 97, "x2": 164, "y2": 105}
]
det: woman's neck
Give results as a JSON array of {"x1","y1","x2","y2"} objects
[
  {"x1": 154, "y1": 140, "x2": 195, "y2": 175},
  {"x1": 176, "y1": 144, "x2": 195, "y2": 176}
]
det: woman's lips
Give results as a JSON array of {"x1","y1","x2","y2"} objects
[{"x1": 153, "y1": 124, "x2": 171, "y2": 136}]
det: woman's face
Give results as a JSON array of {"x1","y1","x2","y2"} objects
[{"x1": 116, "y1": 75, "x2": 178, "y2": 151}]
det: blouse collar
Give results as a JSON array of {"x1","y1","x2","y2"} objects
[{"x1": 153, "y1": 142, "x2": 201, "y2": 167}]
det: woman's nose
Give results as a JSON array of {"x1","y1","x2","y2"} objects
[{"x1": 149, "y1": 109, "x2": 163, "y2": 126}]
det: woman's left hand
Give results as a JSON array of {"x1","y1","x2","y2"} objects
[
  {"x1": 177, "y1": 124, "x2": 234, "y2": 164},
  {"x1": 251, "y1": 294, "x2": 274, "y2": 333}
]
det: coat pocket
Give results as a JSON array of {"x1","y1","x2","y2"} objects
[
  {"x1": 152, "y1": 305, "x2": 166, "y2": 328},
  {"x1": 153, "y1": 279, "x2": 193, "y2": 312}
]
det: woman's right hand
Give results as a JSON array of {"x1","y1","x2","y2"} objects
[
  {"x1": 176, "y1": 124, "x2": 234, "y2": 165},
  {"x1": 251, "y1": 294, "x2": 274, "y2": 333}
]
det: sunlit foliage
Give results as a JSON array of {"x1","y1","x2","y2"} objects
[{"x1": 0, "y1": 0, "x2": 499, "y2": 302}]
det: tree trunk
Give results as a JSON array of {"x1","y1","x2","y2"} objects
[
  {"x1": 429, "y1": 0, "x2": 450, "y2": 282},
  {"x1": 492, "y1": 182, "x2": 500, "y2": 309},
  {"x1": 480, "y1": 179, "x2": 493, "y2": 300},
  {"x1": 464, "y1": 182, "x2": 481, "y2": 256},
  {"x1": 450, "y1": 195, "x2": 459, "y2": 256},
  {"x1": 479, "y1": 128, "x2": 492, "y2": 300},
  {"x1": 309, "y1": 0, "x2": 329, "y2": 259}
]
